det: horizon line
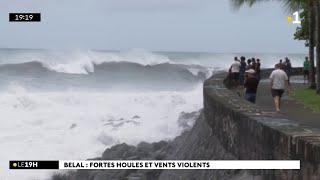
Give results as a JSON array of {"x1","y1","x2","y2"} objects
[{"x1": 0, "y1": 47, "x2": 307, "y2": 55}]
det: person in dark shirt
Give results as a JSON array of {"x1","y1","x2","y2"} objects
[
  {"x1": 283, "y1": 57, "x2": 292, "y2": 84},
  {"x1": 244, "y1": 69, "x2": 259, "y2": 103},
  {"x1": 239, "y1": 56, "x2": 247, "y2": 85},
  {"x1": 256, "y1": 59, "x2": 261, "y2": 80},
  {"x1": 246, "y1": 59, "x2": 252, "y2": 70},
  {"x1": 251, "y1": 58, "x2": 256, "y2": 71},
  {"x1": 277, "y1": 59, "x2": 284, "y2": 70}
]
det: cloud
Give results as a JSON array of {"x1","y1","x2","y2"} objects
[
  {"x1": 1, "y1": 0, "x2": 208, "y2": 13},
  {"x1": 98, "y1": 0, "x2": 203, "y2": 11}
]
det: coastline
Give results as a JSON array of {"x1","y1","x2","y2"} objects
[{"x1": 53, "y1": 67, "x2": 320, "y2": 180}]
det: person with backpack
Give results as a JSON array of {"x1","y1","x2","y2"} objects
[{"x1": 244, "y1": 69, "x2": 259, "y2": 103}]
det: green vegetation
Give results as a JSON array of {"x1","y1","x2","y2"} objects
[
  {"x1": 292, "y1": 88, "x2": 320, "y2": 112},
  {"x1": 293, "y1": 4, "x2": 309, "y2": 45}
]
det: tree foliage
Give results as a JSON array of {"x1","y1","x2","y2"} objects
[
  {"x1": 294, "y1": 8, "x2": 310, "y2": 46},
  {"x1": 230, "y1": 0, "x2": 303, "y2": 11}
]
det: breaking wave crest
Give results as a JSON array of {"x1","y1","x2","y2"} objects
[{"x1": 0, "y1": 61, "x2": 208, "y2": 91}]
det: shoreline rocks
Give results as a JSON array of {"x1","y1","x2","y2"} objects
[{"x1": 52, "y1": 110, "x2": 259, "y2": 180}]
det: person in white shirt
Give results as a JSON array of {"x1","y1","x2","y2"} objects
[
  {"x1": 269, "y1": 64, "x2": 289, "y2": 112},
  {"x1": 229, "y1": 57, "x2": 241, "y2": 87}
]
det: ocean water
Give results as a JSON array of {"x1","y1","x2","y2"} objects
[{"x1": 0, "y1": 48, "x2": 305, "y2": 180}]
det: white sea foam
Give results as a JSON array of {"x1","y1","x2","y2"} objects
[{"x1": 0, "y1": 83, "x2": 203, "y2": 180}]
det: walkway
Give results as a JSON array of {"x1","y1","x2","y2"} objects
[{"x1": 255, "y1": 76, "x2": 320, "y2": 128}]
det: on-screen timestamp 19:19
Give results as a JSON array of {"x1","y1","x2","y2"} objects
[{"x1": 9, "y1": 13, "x2": 41, "y2": 22}]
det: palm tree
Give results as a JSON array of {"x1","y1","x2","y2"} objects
[
  {"x1": 231, "y1": 0, "x2": 302, "y2": 11},
  {"x1": 316, "y1": 1, "x2": 320, "y2": 93},
  {"x1": 231, "y1": 0, "x2": 318, "y2": 90},
  {"x1": 308, "y1": 0, "x2": 316, "y2": 89}
]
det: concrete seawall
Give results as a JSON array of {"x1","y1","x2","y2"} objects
[{"x1": 204, "y1": 68, "x2": 320, "y2": 180}]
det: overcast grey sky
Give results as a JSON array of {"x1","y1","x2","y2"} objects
[{"x1": 0, "y1": 0, "x2": 306, "y2": 53}]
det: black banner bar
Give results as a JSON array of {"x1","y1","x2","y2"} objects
[
  {"x1": 9, "y1": 13, "x2": 41, "y2": 22},
  {"x1": 9, "y1": 161, "x2": 59, "y2": 169}
]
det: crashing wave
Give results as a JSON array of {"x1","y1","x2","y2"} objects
[{"x1": 0, "y1": 61, "x2": 209, "y2": 91}]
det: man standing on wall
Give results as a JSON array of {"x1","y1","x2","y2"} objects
[
  {"x1": 239, "y1": 56, "x2": 247, "y2": 85},
  {"x1": 269, "y1": 64, "x2": 289, "y2": 112}
]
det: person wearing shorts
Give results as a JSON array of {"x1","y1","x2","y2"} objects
[
  {"x1": 269, "y1": 64, "x2": 289, "y2": 112},
  {"x1": 271, "y1": 89, "x2": 284, "y2": 98}
]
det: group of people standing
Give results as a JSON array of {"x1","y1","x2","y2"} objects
[
  {"x1": 229, "y1": 56, "x2": 261, "y2": 103},
  {"x1": 229, "y1": 56, "x2": 293, "y2": 112},
  {"x1": 229, "y1": 56, "x2": 261, "y2": 87}
]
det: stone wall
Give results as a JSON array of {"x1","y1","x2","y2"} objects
[{"x1": 203, "y1": 68, "x2": 320, "y2": 180}]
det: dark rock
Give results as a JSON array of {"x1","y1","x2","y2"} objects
[
  {"x1": 69, "y1": 123, "x2": 77, "y2": 129},
  {"x1": 102, "y1": 143, "x2": 137, "y2": 160},
  {"x1": 52, "y1": 111, "x2": 256, "y2": 180},
  {"x1": 177, "y1": 111, "x2": 199, "y2": 131},
  {"x1": 113, "y1": 122, "x2": 125, "y2": 128},
  {"x1": 132, "y1": 115, "x2": 141, "y2": 119}
]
